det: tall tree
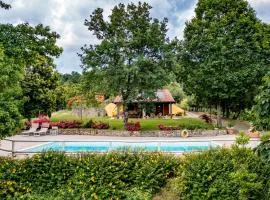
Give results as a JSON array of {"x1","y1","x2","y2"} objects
[
  {"x1": 21, "y1": 55, "x2": 59, "y2": 118},
  {"x1": 0, "y1": 23, "x2": 63, "y2": 118},
  {"x1": 0, "y1": 46, "x2": 22, "y2": 138},
  {"x1": 80, "y1": 2, "x2": 176, "y2": 127},
  {"x1": 178, "y1": 0, "x2": 270, "y2": 120}
]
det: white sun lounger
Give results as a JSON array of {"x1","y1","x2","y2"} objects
[
  {"x1": 20, "y1": 123, "x2": 39, "y2": 136},
  {"x1": 34, "y1": 127, "x2": 48, "y2": 136}
]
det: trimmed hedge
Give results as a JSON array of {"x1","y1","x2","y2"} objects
[
  {"x1": 0, "y1": 151, "x2": 180, "y2": 199},
  {"x1": 174, "y1": 146, "x2": 270, "y2": 200}
]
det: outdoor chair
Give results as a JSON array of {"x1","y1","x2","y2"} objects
[
  {"x1": 34, "y1": 127, "x2": 48, "y2": 136},
  {"x1": 50, "y1": 126, "x2": 59, "y2": 135},
  {"x1": 20, "y1": 123, "x2": 39, "y2": 136},
  {"x1": 41, "y1": 122, "x2": 50, "y2": 135}
]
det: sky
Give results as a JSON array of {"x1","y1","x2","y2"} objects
[{"x1": 0, "y1": 0, "x2": 270, "y2": 74}]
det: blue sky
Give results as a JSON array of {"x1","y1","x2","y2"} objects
[{"x1": 0, "y1": 0, "x2": 270, "y2": 74}]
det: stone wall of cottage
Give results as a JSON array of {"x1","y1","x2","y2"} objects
[
  {"x1": 72, "y1": 108, "x2": 106, "y2": 117},
  {"x1": 59, "y1": 128, "x2": 227, "y2": 137}
]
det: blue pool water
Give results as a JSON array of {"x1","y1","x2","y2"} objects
[{"x1": 26, "y1": 141, "x2": 218, "y2": 153}]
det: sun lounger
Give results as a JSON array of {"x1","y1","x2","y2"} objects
[
  {"x1": 34, "y1": 127, "x2": 48, "y2": 136},
  {"x1": 20, "y1": 123, "x2": 39, "y2": 136}
]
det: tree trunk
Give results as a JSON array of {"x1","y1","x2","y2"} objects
[
  {"x1": 216, "y1": 103, "x2": 222, "y2": 128},
  {"x1": 123, "y1": 103, "x2": 129, "y2": 129}
]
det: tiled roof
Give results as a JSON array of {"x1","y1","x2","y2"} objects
[{"x1": 113, "y1": 89, "x2": 175, "y2": 103}]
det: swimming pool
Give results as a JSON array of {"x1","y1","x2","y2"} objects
[{"x1": 25, "y1": 141, "x2": 219, "y2": 153}]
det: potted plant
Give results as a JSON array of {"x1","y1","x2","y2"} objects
[{"x1": 226, "y1": 121, "x2": 236, "y2": 134}]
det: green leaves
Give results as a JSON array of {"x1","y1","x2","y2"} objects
[
  {"x1": 179, "y1": 0, "x2": 270, "y2": 116},
  {"x1": 177, "y1": 147, "x2": 270, "y2": 200},
  {"x1": 0, "y1": 151, "x2": 180, "y2": 199},
  {"x1": 252, "y1": 73, "x2": 270, "y2": 130},
  {"x1": 80, "y1": 2, "x2": 176, "y2": 122}
]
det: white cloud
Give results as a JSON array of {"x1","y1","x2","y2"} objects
[{"x1": 0, "y1": 0, "x2": 269, "y2": 73}]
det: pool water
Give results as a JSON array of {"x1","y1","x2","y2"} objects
[{"x1": 26, "y1": 141, "x2": 219, "y2": 153}]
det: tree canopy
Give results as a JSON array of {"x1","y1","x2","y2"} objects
[
  {"x1": 80, "y1": 2, "x2": 177, "y2": 126},
  {"x1": 178, "y1": 0, "x2": 270, "y2": 118},
  {"x1": 0, "y1": 23, "x2": 63, "y2": 118}
]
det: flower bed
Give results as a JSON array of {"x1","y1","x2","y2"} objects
[{"x1": 127, "y1": 122, "x2": 141, "y2": 132}]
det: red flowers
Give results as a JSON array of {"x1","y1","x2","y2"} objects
[
  {"x1": 158, "y1": 124, "x2": 181, "y2": 131},
  {"x1": 127, "y1": 122, "x2": 141, "y2": 132},
  {"x1": 91, "y1": 121, "x2": 110, "y2": 129},
  {"x1": 50, "y1": 120, "x2": 82, "y2": 129}
]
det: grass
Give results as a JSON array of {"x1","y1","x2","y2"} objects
[{"x1": 51, "y1": 110, "x2": 214, "y2": 131}]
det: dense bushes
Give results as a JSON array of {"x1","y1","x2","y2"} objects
[
  {"x1": 50, "y1": 120, "x2": 82, "y2": 129},
  {"x1": 0, "y1": 151, "x2": 180, "y2": 199},
  {"x1": 174, "y1": 146, "x2": 270, "y2": 200}
]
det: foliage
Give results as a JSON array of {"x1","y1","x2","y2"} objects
[
  {"x1": 92, "y1": 121, "x2": 110, "y2": 129},
  {"x1": 50, "y1": 120, "x2": 82, "y2": 129},
  {"x1": 255, "y1": 140, "x2": 270, "y2": 164},
  {"x1": 199, "y1": 114, "x2": 213, "y2": 124},
  {"x1": 60, "y1": 71, "x2": 82, "y2": 84},
  {"x1": 0, "y1": 47, "x2": 23, "y2": 138},
  {"x1": 21, "y1": 56, "x2": 59, "y2": 118},
  {"x1": 127, "y1": 121, "x2": 141, "y2": 132},
  {"x1": 164, "y1": 82, "x2": 186, "y2": 103},
  {"x1": 0, "y1": 151, "x2": 180, "y2": 199},
  {"x1": 80, "y1": 2, "x2": 177, "y2": 127},
  {"x1": 158, "y1": 124, "x2": 181, "y2": 131},
  {"x1": 0, "y1": 95, "x2": 22, "y2": 139},
  {"x1": 260, "y1": 131, "x2": 270, "y2": 143},
  {"x1": 252, "y1": 73, "x2": 270, "y2": 130},
  {"x1": 82, "y1": 119, "x2": 94, "y2": 128},
  {"x1": 0, "y1": 0, "x2": 11, "y2": 9},
  {"x1": 176, "y1": 147, "x2": 270, "y2": 200},
  {"x1": 255, "y1": 132, "x2": 270, "y2": 163},
  {"x1": 0, "y1": 23, "x2": 62, "y2": 119},
  {"x1": 236, "y1": 131, "x2": 250, "y2": 146},
  {"x1": 179, "y1": 0, "x2": 270, "y2": 118}
]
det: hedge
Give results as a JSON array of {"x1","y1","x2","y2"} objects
[
  {"x1": 174, "y1": 146, "x2": 270, "y2": 200},
  {"x1": 0, "y1": 151, "x2": 180, "y2": 199}
]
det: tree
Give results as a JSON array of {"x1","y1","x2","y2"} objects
[
  {"x1": 80, "y1": 2, "x2": 176, "y2": 127},
  {"x1": 253, "y1": 73, "x2": 270, "y2": 130},
  {"x1": 178, "y1": 0, "x2": 270, "y2": 121},
  {"x1": 164, "y1": 82, "x2": 186, "y2": 103},
  {"x1": 21, "y1": 55, "x2": 59, "y2": 118},
  {"x1": 0, "y1": 46, "x2": 22, "y2": 138},
  {"x1": 0, "y1": 23, "x2": 63, "y2": 118},
  {"x1": 60, "y1": 71, "x2": 82, "y2": 84}
]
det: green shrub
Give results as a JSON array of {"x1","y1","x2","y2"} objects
[
  {"x1": 260, "y1": 131, "x2": 270, "y2": 143},
  {"x1": 255, "y1": 132, "x2": 270, "y2": 163},
  {"x1": 175, "y1": 147, "x2": 270, "y2": 200},
  {"x1": 0, "y1": 151, "x2": 180, "y2": 199}
]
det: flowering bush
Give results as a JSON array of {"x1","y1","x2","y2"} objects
[
  {"x1": 50, "y1": 120, "x2": 82, "y2": 129},
  {"x1": 158, "y1": 124, "x2": 181, "y2": 131},
  {"x1": 127, "y1": 122, "x2": 141, "y2": 132},
  {"x1": 92, "y1": 121, "x2": 109, "y2": 129}
]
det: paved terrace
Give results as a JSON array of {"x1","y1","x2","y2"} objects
[{"x1": 0, "y1": 134, "x2": 260, "y2": 157}]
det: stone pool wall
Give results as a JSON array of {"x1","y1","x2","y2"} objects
[{"x1": 59, "y1": 129, "x2": 227, "y2": 137}]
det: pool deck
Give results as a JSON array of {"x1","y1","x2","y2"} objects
[{"x1": 0, "y1": 134, "x2": 260, "y2": 157}]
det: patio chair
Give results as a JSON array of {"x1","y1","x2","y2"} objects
[
  {"x1": 34, "y1": 127, "x2": 48, "y2": 136},
  {"x1": 20, "y1": 123, "x2": 39, "y2": 136},
  {"x1": 41, "y1": 122, "x2": 50, "y2": 135}
]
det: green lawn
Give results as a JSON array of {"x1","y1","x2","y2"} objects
[{"x1": 51, "y1": 110, "x2": 214, "y2": 130}]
